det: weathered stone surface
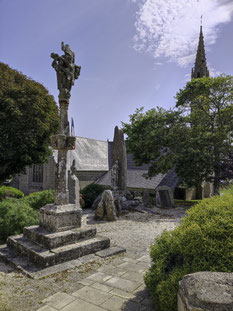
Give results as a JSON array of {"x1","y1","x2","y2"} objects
[
  {"x1": 7, "y1": 235, "x2": 56, "y2": 268},
  {"x1": 51, "y1": 42, "x2": 81, "y2": 101},
  {"x1": 155, "y1": 185, "x2": 174, "y2": 208},
  {"x1": 6, "y1": 234, "x2": 110, "y2": 268},
  {"x1": 52, "y1": 236, "x2": 110, "y2": 264},
  {"x1": 95, "y1": 246, "x2": 126, "y2": 258},
  {"x1": 111, "y1": 126, "x2": 127, "y2": 191},
  {"x1": 95, "y1": 190, "x2": 117, "y2": 221},
  {"x1": 91, "y1": 192, "x2": 102, "y2": 210},
  {"x1": 40, "y1": 204, "x2": 82, "y2": 232},
  {"x1": 23, "y1": 226, "x2": 96, "y2": 249},
  {"x1": 68, "y1": 159, "x2": 80, "y2": 207},
  {"x1": 178, "y1": 272, "x2": 233, "y2": 311}
]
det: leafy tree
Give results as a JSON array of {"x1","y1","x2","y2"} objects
[
  {"x1": 122, "y1": 76, "x2": 233, "y2": 194},
  {"x1": 0, "y1": 62, "x2": 59, "y2": 184}
]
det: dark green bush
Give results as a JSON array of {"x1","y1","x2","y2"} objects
[
  {"x1": 80, "y1": 184, "x2": 106, "y2": 208},
  {"x1": 0, "y1": 186, "x2": 24, "y2": 201},
  {"x1": 0, "y1": 199, "x2": 39, "y2": 243},
  {"x1": 22, "y1": 190, "x2": 54, "y2": 209},
  {"x1": 145, "y1": 194, "x2": 233, "y2": 311}
]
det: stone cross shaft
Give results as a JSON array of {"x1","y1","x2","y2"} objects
[{"x1": 50, "y1": 42, "x2": 81, "y2": 206}]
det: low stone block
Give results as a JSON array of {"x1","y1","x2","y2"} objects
[{"x1": 178, "y1": 272, "x2": 233, "y2": 311}]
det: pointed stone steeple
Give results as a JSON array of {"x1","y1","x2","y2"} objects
[{"x1": 191, "y1": 26, "x2": 209, "y2": 79}]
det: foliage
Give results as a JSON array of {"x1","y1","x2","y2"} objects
[
  {"x1": 80, "y1": 184, "x2": 106, "y2": 208},
  {"x1": 22, "y1": 190, "x2": 54, "y2": 209},
  {"x1": 0, "y1": 190, "x2": 54, "y2": 242},
  {"x1": 0, "y1": 62, "x2": 59, "y2": 184},
  {"x1": 220, "y1": 183, "x2": 233, "y2": 196},
  {"x1": 0, "y1": 186, "x2": 24, "y2": 201},
  {"x1": 0, "y1": 199, "x2": 39, "y2": 243},
  {"x1": 144, "y1": 193, "x2": 233, "y2": 311},
  {"x1": 122, "y1": 76, "x2": 233, "y2": 194}
]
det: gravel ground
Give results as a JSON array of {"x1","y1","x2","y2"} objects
[{"x1": 0, "y1": 207, "x2": 186, "y2": 311}]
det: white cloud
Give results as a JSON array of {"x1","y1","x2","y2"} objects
[{"x1": 133, "y1": 0, "x2": 233, "y2": 67}]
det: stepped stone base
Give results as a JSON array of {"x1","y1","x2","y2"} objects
[
  {"x1": 7, "y1": 233, "x2": 110, "y2": 268},
  {"x1": 0, "y1": 203, "x2": 126, "y2": 277},
  {"x1": 23, "y1": 225, "x2": 97, "y2": 249}
]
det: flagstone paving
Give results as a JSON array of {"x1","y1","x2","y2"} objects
[{"x1": 0, "y1": 207, "x2": 186, "y2": 311}]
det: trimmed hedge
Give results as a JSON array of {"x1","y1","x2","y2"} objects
[
  {"x1": 22, "y1": 190, "x2": 54, "y2": 209},
  {"x1": 145, "y1": 194, "x2": 233, "y2": 311},
  {"x1": 0, "y1": 190, "x2": 54, "y2": 243},
  {"x1": 0, "y1": 186, "x2": 24, "y2": 201},
  {"x1": 80, "y1": 184, "x2": 106, "y2": 208},
  {"x1": 0, "y1": 199, "x2": 39, "y2": 243}
]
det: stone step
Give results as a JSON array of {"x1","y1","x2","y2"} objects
[
  {"x1": 23, "y1": 225, "x2": 97, "y2": 249},
  {"x1": 7, "y1": 235, "x2": 110, "y2": 268},
  {"x1": 51, "y1": 236, "x2": 110, "y2": 264},
  {"x1": 7, "y1": 235, "x2": 55, "y2": 268}
]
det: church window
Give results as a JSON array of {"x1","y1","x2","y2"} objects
[{"x1": 32, "y1": 164, "x2": 43, "y2": 183}]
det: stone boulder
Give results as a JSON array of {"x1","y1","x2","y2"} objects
[
  {"x1": 95, "y1": 190, "x2": 117, "y2": 221},
  {"x1": 178, "y1": 272, "x2": 233, "y2": 311}
]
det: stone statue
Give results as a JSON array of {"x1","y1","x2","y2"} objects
[
  {"x1": 111, "y1": 160, "x2": 119, "y2": 190},
  {"x1": 51, "y1": 42, "x2": 81, "y2": 99},
  {"x1": 68, "y1": 159, "x2": 80, "y2": 207}
]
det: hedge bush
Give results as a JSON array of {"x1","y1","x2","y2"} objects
[
  {"x1": 0, "y1": 190, "x2": 54, "y2": 243},
  {"x1": 220, "y1": 183, "x2": 233, "y2": 196},
  {"x1": 0, "y1": 199, "x2": 39, "y2": 243},
  {"x1": 0, "y1": 186, "x2": 24, "y2": 201},
  {"x1": 22, "y1": 190, "x2": 54, "y2": 209},
  {"x1": 144, "y1": 193, "x2": 233, "y2": 311},
  {"x1": 80, "y1": 184, "x2": 106, "y2": 208}
]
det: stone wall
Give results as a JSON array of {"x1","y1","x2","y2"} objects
[
  {"x1": 178, "y1": 272, "x2": 233, "y2": 311},
  {"x1": 76, "y1": 171, "x2": 107, "y2": 190}
]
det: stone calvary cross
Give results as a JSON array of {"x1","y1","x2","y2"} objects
[
  {"x1": 50, "y1": 42, "x2": 81, "y2": 206},
  {"x1": 40, "y1": 42, "x2": 82, "y2": 231}
]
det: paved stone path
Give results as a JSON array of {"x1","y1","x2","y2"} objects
[{"x1": 0, "y1": 207, "x2": 186, "y2": 311}]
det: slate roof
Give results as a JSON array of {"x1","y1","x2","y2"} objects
[
  {"x1": 55, "y1": 136, "x2": 179, "y2": 191},
  {"x1": 97, "y1": 169, "x2": 167, "y2": 190}
]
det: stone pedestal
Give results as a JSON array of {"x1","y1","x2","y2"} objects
[{"x1": 40, "y1": 204, "x2": 82, "y2": 232}]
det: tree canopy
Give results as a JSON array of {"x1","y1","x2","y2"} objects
[
  {"x1": 122, "y1": 76, "x2": 233, "y2": 194},
  {"x1": 0, "y1": 62, "x2": 59, "y2": 184}
]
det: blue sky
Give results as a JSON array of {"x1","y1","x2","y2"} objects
[{"x1": 1, "y1": 0, "x2": 233, "y2": 141}]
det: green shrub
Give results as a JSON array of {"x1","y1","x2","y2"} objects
[
  {"x1": 0, "y1": 186, "x2": 24, "y2": 201},
  {"x1": 0, "y1": 199, "x2": 39, "y2": 243},
  {"x1": 22, "y1": 190, "x2": 54, "y2": 209},
  {"x1": 145, "y1": 194, "x2": 233, "y2": 311},
  {"x1": 220, "y1": 183, "x2": 233, "y2": 196},
  {"x1": 80, "y1": 184, "x2": 106, "y2": 208}
]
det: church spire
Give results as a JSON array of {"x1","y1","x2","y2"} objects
[{"x1": 191, "y1": 25, "x2": 209, "y2": 79}]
